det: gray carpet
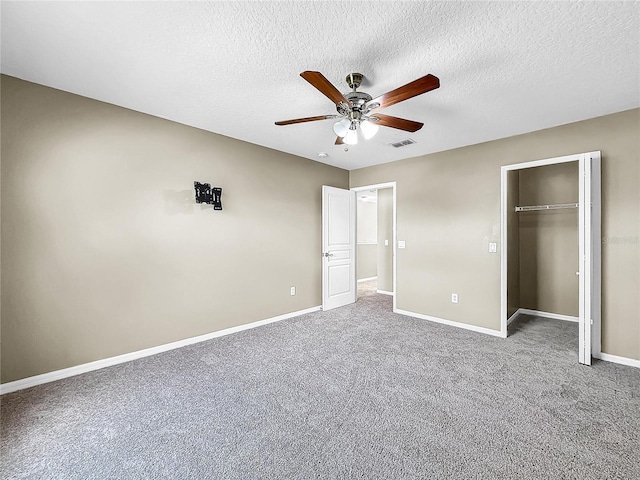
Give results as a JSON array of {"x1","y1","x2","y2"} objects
[{"x1": 2, "y1": 280, "x2": 639, "y2": 479}]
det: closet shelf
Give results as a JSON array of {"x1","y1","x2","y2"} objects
[{"x1": 515, "y1": 202, "x2": 578, "y2": 212}]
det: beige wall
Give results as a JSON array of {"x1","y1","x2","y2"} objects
[
  {"x1": 356, "y1": 199, "x2": 377, "y2": 280},
  {"x1": 357, "y1": 199, "x2": 377, "y2": 244},
  {"x1": 0, "y1": 76, "x2": 348, "y2": 383},
  {"x1": 518, "y1": 162, "x2": 579, "y2": 316},
  {"x1": 377, "y1": 188, "x2": 393, "y2": 292},
  {"x1": 2, "y1": 75, "x2": 638, "y2": 384},
  {"x1": 356, "y1": 244, "x2": 377, "y2": 280},
  {"x1": 351, "y1": 108, "x2": 640, "y2": 361}
]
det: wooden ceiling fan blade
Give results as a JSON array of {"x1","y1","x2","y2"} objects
[
  {"x1": 275, "y1": 115, "x2": 336, "y2": 125},
  {"x1": 367, "y1": 74, "x2": 439, "y2": 111},
  {"x1": 370, "y1": 113, "x2": 423, "y2": 132},
  {"x1": 300, "y1": 71, "x2": 351, "y2": 107},
  {"x1": 335, "y1": 136, "x2": 344, "y2": 145}
]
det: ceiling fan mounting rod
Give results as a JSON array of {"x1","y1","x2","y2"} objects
[{"x1": 346, "y1": 72, "x2": 363, "y2": 91}]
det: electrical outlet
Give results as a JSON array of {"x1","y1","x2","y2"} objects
[
  {"x1": 489, "y1": 242, "x2": 497, "y2": 253},
  {"x1": 451, "y1": 293, "x2": 458, "y2": 304},
  {"x1": 290, "y1": 286, "x2": 296, "y2": 296}
]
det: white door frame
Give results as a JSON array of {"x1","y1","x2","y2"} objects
[
  {"x1": 500, "y1": 152, "x2": 601, "y2": 364},
  {"x1": 351, "y1": 182, "x2": 397, "y2": 310}
]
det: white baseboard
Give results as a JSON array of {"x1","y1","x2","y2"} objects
[
  {"x1": 0, "y1": 305, "x2": 322, "y2": 395},
  {"x1": 593, "y1": 352, "x2": 640, "y2": 369},
  {"x1": 358, "y1": 276, "x2": 377, "y2": 283},
  {"x1": 395, "y1": 308, "x2": 505, "y2": 338},
  {"x1": 506, "y1": 310, "x2": 521, "y2": 326},
  {"x1": 510, "y1": 308, "x2": 579, "y2": 324},
  {"x1": 376, "y1": 290, "x2": 394, "y2": 296}
]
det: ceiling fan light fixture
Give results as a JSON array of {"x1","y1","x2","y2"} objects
[
  {"x1": 360, "y1": 120, "x2": 379, "y2": 140},
  {"x1": 333, "y1": 118, "x2": 351, "y2": 137},
  {"x1": 344, "y1": 128, "x2": 358, "y2": 145},
  {"x1": 276, "y1": 71, "x2": 440, "y2": 147}
]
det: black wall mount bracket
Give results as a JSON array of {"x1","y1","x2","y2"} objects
[{"x1": 194, "y1": 181, "x2": 222, "y2": 210}]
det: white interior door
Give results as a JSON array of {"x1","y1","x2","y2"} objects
[
  {"x1": 578, "y1": 153, "x2": 601, "y2": 365},
  {"x1": 322, "y1": 186, "x2": 356, "y2": 311}
]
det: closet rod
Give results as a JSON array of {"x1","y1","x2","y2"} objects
[{"x1": 515, "y1": 203, "x2": 579, "y2": 212}]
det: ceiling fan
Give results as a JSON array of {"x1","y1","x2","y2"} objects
[{"x1": 275, "y1": 71, "x2": 440, "y2": 145}]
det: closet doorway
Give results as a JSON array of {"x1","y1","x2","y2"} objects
[
  {"x1": 352, "y1": 182, "x2": 396, "y2": 307},
  {"x1": 500, "y1": 152, "x2": 601, "y2": 365}
]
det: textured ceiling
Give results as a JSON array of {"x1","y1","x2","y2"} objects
[{"x1": 2, "y1": 1, "x2": 639, "y2": 170}]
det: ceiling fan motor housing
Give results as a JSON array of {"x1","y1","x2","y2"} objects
[
  {"x1": 338, "y1": 76, "x2": 375, "y2": 124},
  {"x1": 339, "y1": 91, "x2": 373, "y2": 117},
  {"x1": 343, "y1": 73, "x2": 371, "y2": 109},
  {"x1": 346, "y1": 91, "x2": 372, "y2": 106}
]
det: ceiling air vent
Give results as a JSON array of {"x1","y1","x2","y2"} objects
[{"x1": 391, "y1": 138, "x2": 416, "y2": 148}]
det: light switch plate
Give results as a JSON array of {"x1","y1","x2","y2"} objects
[
  {"x1": 385, "y1": 239, "x2": 389, "y2": 246},
  {"x1": 398, "y1": 240, "x2": 406, "y2": 249},
  {"x1": 489, "y1": 242, "x2": 497, "y2": 253}
]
